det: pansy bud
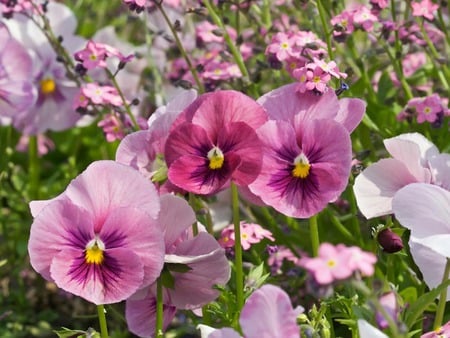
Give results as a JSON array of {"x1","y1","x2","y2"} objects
[{"x1": 377, "y1": 228, "x2": 403, "y2": 253}]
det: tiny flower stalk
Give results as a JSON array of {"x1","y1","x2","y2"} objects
[
  {"x1": 434, "y1": 258, "x2": 450, "y2": 330},
  {"x1": 28, "y1": 135, "x2": 40, "y2": 200},
  {"x1": 155, "y1": 277, "x2": 164, "y2": 338},
  {"x1": 97, "y1": 305, "x2": 109, "y2": 338},
  {"x1": 309, "y1": 214, "x2": 320, "y2": 257}
]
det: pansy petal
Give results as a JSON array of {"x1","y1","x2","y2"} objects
[
  {"x1": 64, "y1": 161, "x2": 160, "y2": 231},
  {"x1": 392, "y1": 183, "x2": 450, "y2": 237},
  {"x1": 240, "y1": 284, "x2": 300, "y2": 338},
  {"x1": 357, "y1": 319, "x2": 389, "y2": 338},
  {"x1": 409, "y1": 237, "x2": 450, "y2": 301},
  {"x1": 335, "y1": 98, "x2": 366, "y2": 133},
  {"x1": 384, "y1": 133, "x2": 439, "y2": 164},
  {"x1": 383, "y1": 136, "x2": 432, "y2": 182},
  {"x1": 126, "y1": 291, "x2": 177, "y2": 338},
  {"x1": 159, "y1": 194, "x2": 196, "y2": 249},
  {"x1": 100, "y1": 207, "x2": 165, "y2": 287},
  {"x1": 353, "y1": 159, "x2": 418, "y2": 218},
  {"x1": 257, "y1": 83, "x2": 339, "y2": 123},
  {"x1": 28, "y1": 199, "x2": 94, "y2": 281},
  {"x1": 116, "y1": 130, "x2": 157, "y2": 178},
  {"x1": 164, "y1": 232, "x2": 231, "y2": 309},
  {"x1": 168, "y1": 153, "x2": 240, "y2": 195},
  {"x1": 429, "y1": 154, "x2": 450, "y2": 190},
  {"x1": 50, "y1": 247, "x2": 144, "y2": 305}
]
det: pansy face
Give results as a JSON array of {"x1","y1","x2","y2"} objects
[
  {"x1": 28, "y1": 161, "x2": 165, "y2": 305},
  {"x1": 249, "y1": 117, "x2": 352, "y2": 218}
]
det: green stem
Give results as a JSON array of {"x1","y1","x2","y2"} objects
[
  {"x1": 202, "y1": 0, "x2": 257, "y2": 97},
  {"x1": 105, "y1": 68, "x2": 139, "y2": 130},
  {"x1": 97, "y1": 305, "x2": 109, "y2": 338},
  {"x1": 261, "y1": 0, "x2": 272, "y2": 30},
  {"x1": 155, "y1": 2, "x2": 205, "y2": 93},
  {"x1": 188, "y1": 193, "x2": 199, "y2": 236},
  {"x1": 28, "y1": 135, "x2": 40, "y2": 200},
  {"x1": 316, "y1": 0, "x2": 334, "y2": 59},
  {"x1": 309, "y1": 214, "x2": 320, "y2": 257},
  {"x1": 155, "y1": 277, "x2": 164, "y2": 338},
  {"x1": 231, "y1": 182, "x2": 244, "y2": 311},
  {"x1": 433, "y1": 258, "x2": 450, "y2": 330}
]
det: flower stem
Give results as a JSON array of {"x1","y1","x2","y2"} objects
[
  {"x1": 96, "y1": 305, "x2": 109, "y2": 338},
  {"x1": 155, "y1": 2, "x2": 205, "y2": 94},
  {"x1": 155, "y1": 277, "x2": 164, "y2": 338},
  {"x1": 28, "y1": 135, "x2": 40, "y2": 200},
  {"x1": 316, "y1": 0, "x2": 334, "y2": 59},
  {"x1": 202, "y1": 0, "x2": 257, "y2": 97},
  {"x1": 231, "y1": 182, "x2": 244, "y2": 311},
  {"x1": 433, "y1": 258, "x2": 450, "y2": 330},
  {"x1": 309, "y1": 214, "x2": 319, "y2": 257}
]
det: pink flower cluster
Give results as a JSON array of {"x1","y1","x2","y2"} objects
[
  {"x1": 294, "y1": 59, "x2": 347, "y2": 94},
  {"x1": 330, "y1": 5, "x2": 378, "y2": 40},
  {"x1": 299, "y1": 243, "x2": 377, "y2": 285},
  {"x1": 399, "y1": 94, "x2": 449, "y2": 126},
  {"x1": 219, "y1": 221, "x2": 274, "y2": 251}
]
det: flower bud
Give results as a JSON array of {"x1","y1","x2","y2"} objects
[{"x1": 377, "y1": 228, "x2": 403, "y2": 253}]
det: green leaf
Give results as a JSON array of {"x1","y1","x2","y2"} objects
[
  {"x1": 166, "y1": 263, "x2": 193, "y2": 273},
  {"x1": 160, "y1": 269, "x2": 175, "y2": 290},
  {"x1": 404, "y1": 279, "x2": 450, "y2": 328},
  {"x1": 54, "y1": 327, "x2": 100, "y2": 338}
]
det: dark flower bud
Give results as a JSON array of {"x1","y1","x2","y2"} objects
[{"x1": 377, "y1": 228, "x2": 403, "y2": 253}]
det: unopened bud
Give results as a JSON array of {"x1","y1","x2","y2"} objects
[{"x1": 377, "y1": 228, "x2": 403, "y2": 253}]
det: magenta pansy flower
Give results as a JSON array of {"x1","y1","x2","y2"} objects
[
  {"x1": 248, "y1": 117, "x2": 352, "y2": 218},
  {"x1": 354, "y1": 133, "x2": 450, "y2": 219},
  {"x1": 165, "y1": 90, "x2": 268, "y2": 195},
  {"x1": 28, "y1": 161, "x2": 165, "y2": 305},
  {"x1": 126, "y1": 194, "x2": 230, "y2": 337},
  {"x1": 199, "y1": 284, "x2": 303, "y2": 338}
]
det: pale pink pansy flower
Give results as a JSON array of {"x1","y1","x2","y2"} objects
[
  {"x1": 126, "y1": 194, "x2": 231, "y2": 337},
  {"x1": 199, "y1": 284, "x2": 303, "y2": 338},
  {"x1": 4, "y1": 2, "x2": 86, "y2": 134},
  {"x1": 354, "y1": 133, "x2": 450, "y2": 219},
  {"x1": 28, "y1": 161, "x2": 165, "y2": 305},
  {"x1": 393, "y1": 183, "x2": 450, "y2": 300}
]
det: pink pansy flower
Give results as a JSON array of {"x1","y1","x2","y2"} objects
[
  {"x1": 411, "y1": 0, "x2": 439, "y2": 20},
  {"x1": 116, "y1": 89, "x2": 197, "y2": 192},
  {"x1": 299, "y1": 243, "x2": 355, "y2": 285},
  {"x1": 219, "y1": 221, "x2": 274, "y2": 251},
  {"x1": 0, "y1": 23, "x2": 36, "y2": 118},
  {"x1": 165, "y1": 90, "x2": 267, "y2": 195},
  {"x1": 126, "y1": 195, "x2": 230, "y2": 337},
  {"x1": 393, "y1": 183, "x2": 450, "y2": 300},
  {"x1": 4, "y1": 2, "x2": 86, "y2": 134},
  {"x1": 199, "y1": 284, "x2": 303, "y2": 338},
  {"x1": 248, "y1": 117, "x2": 352, "y2": 218},
  {"x1": 28, "y1": 161, "x2": 165, "y2": 305},
  {"x1": 353, "y1": 133, "x2": 450, "y2": 219},
  {"x1": 422, "y1": 320, "x2": 450, "y2": 338}
]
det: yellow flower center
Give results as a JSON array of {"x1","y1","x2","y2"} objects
[
  {"x1": 281, "y1": 42, "x2": 289, "y2": 49},
  {"x1": 292, "y1": 153, "x2": 311, "y2": 178},
  {"x1": 207, "y1": 146, "x2": 224, "y2": 170},
  {"x1": 327, "y1": 259, "x2": 336, "y2": 268},
  {"x1": 85, "y1": 238, "x2": 105, "y2": 265},
  {"x1": 40, "y1": 78, "x2": 56, "y2": 95},
  {"x1": 424, "y1": 106, "x2": 431, "y2": 114}
]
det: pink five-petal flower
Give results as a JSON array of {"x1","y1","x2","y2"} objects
[
  {"x1": 165, "y1": 90, "x2": 267, "y2": 195},
  {"x1": 412, "y1": 0, "x2": 439, "y2": 20},
  {"x1": 28, "y1": 161, "x2": 165, "y2": 305},
  {"x1": 200, "y1": 284, "x2": 302, "y2": 338},
  {"x1": 248, "y1": 117, "x2": 352, "y2": 218},
  {"x1": 393, "y1": 183, "x2": 450, "y2": 300},
  {"x1": 300, "y1": 243, "x2": 354, "y2": 284},
  {"x1": 126, "y1": 195, "x2": 230, "y2": 337},
  {"x1": 257, "y1": 82, "x2": 365, "y2": 133},
  {"x1": 353, "y1": 132, "x2": 449, "y2": 219},
  {"x1": 74, "y1": 40, "x2": 108, "y2": 70}
]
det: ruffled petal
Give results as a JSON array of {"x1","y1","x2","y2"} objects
[{"x1": 335, "y1": 98, "x2": 366, "y2": 133}]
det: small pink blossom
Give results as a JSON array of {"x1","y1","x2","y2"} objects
[
  {"x1": 412, "y1": 0, "x2": 439, "y2": 20},
  {"x1": 352, "y1": 5, "x2": 378, "y2": 32},
  {"x1": 266, "y1": 32, "x2": 298, "y2": 62},
  {"x1": 330, "y1": 11, "x2": 355, "y2": 39},
  {"x1": 16, "y1": 134, "x2": 55, "y2": 156},
  {"x1": 267, "y1": 246, "x2": 301, "y2": 275},
  {"x1": 75, "y1": 40, "x2": 134, "y2": 71},
  {"x1": 97, "y1": 113, "x2": 126, "y2": 142},
  {"x1": 219, "y1": 222, "x2": 274, "y2": 251},
  {"x1": 75, "y1": 82, "x2": 124, "y2": 108}
]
